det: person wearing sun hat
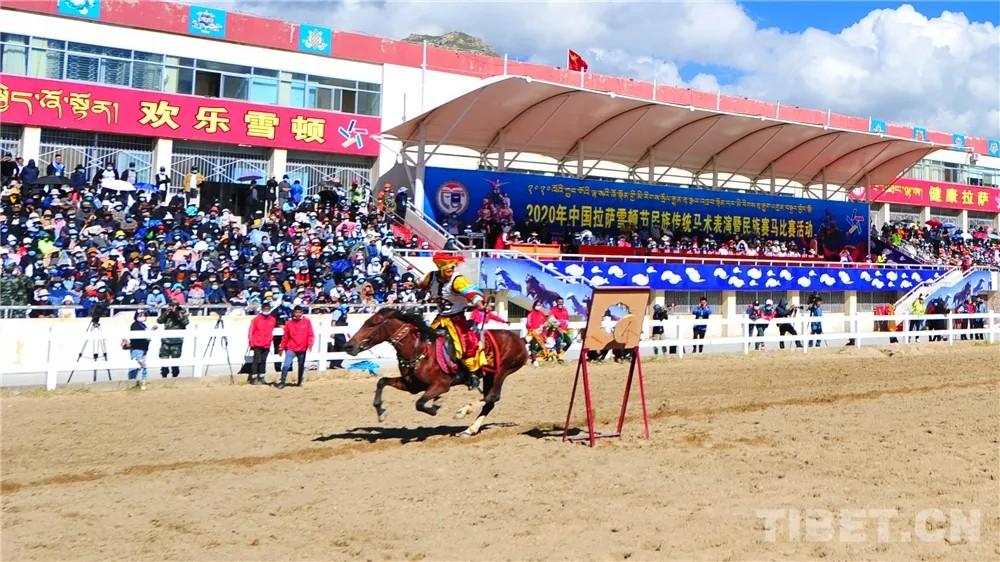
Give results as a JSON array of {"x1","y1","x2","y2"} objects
[{"x1": 419, "y1": 251, "x2": 485, "y2": 388}]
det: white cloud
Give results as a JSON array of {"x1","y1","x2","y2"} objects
[{"x1": 212, "y1": 1, "x2": 1000, "y2": 136}]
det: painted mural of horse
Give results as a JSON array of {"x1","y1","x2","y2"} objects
[
  {"x1": 525, "y1": 275, "x2": 562, "y2": 308},
  {"x1": 494, "y1": 267, "x2": 523, "y2": 294}
]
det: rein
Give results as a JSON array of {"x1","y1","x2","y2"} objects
[{"x1": 388, "y1": 322, "x2": 426, "y2": 369}]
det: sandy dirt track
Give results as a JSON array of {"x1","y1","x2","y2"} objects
[{"x1": 2, "y1": 343, "x2": 999, "y2": 561}]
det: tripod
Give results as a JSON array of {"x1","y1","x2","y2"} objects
[
  {"x1": 67, "y1": 319, "x2": 113, "y2": 383},
  {"x1": 202, "y1": 312, "x2": 235, "y2": 384}
]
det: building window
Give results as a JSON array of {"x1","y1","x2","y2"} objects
[
  {"x1": 250, "y1": 77, "x2": 278, "y2": 104},
  {"x1": 100, "y1": 58, "x2": 131, "y2": 86},
  {"x1": 221, "y1": 74, "x2": 249, "y2": 100},
  {"x1": 66, "y1": 53, "x2": 99, "y2": 82},
  {"x1": 28, "y1": 48, "x2": 63, "y2": 79},
  {"x1": 194, "y1": 70, "x2": 221, "y2": 96},
  {"x1": 132, "y1": 61, "x2": 163, "y2": 91}
]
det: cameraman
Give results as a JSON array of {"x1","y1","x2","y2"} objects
[
  {"x1": 156, "y1": 302, "x2": 189, "y2": 377},
  {"x1": 808, "y1": 296, "x2": 824, "y2": 348},
  {"x1": 774, "y1": 298, "x2": 803, "y2": 349},
  {"x1": 651, "y1": 304, "x2": 675, "y2": 356}
]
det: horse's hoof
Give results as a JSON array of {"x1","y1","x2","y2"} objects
[
  {"x1": 454, "y1": 409, "x2": 468, "y2": 420},
  {"x1": 459, "y1": 429, "x2": 475, "y2": 438},
  {"x1": 378, "y1": 411, "x2": 388, "y2": 423}
]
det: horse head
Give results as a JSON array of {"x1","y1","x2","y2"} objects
[{"x1": 344, "y1": 307, "x2": 434, "y2": 356}]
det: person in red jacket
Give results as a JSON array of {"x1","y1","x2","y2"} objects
[
  {"x1": 278, "y1": 305, "x2": 314, "y2": 389},
  {"x1": 525, "y1": 300, "x2": 549, "y2": 366},
  {"x1": 247, "y1": 302, "x2": 277, "y2": 385},
  {"x1": 549, "y1": 297, "x2": 572, "y2": 362}
]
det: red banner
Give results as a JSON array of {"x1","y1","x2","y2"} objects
[
  {"x1": 850, "y1": 178, "x2": 1000, "y2": 213},
  {"x1": 0, "y1": 74, "x2": 380, "y2": 157}
]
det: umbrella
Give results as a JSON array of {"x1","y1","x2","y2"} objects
[
  {"x1": 134, "y1": 182, "x2": 157, "y2": 192},
  {"x1": 36, "y1": 175, "x2": 71, "y2": 186},
  {"x1": 924, "y1": 218, "x2": 942, "y2": 228},
  {"x1": 100, "y1": 179, "x2": 135, "y2": 192},
  {"x1": 989, "y1": 233, "x2": 1000, "y2": 240},
  {"x1": 237, "y1": 174, "x2": 263, "y2": 182},
  {"x1": 941, "y1": 222, "x2": 958, "y2": 229},
  {"x1": 972, "y1": 230, "x2": 988, "y2": 240}
]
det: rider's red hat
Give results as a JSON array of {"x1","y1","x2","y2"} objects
[{"x1": 432, "y1": 252, "x2": 464, "y2": 269}]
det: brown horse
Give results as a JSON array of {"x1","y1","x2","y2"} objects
[{"x1": 343, "y1": 308, "x2": 528, "y2": 436}]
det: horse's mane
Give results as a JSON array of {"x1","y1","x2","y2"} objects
[{"x1": 380, "y1": 307, "x2": 435, "y2": 340}]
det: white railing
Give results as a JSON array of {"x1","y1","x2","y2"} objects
[{"x1": 1, "y1": 312, "x2": 997, "y2": 391}]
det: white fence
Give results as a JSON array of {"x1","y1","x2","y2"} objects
[{"x1": 0, "y1": 312, "x2": 997, "y2": 391}]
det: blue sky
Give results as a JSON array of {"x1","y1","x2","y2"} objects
[
  {"x1": 743, "y1": 1, "x2": 998, "y2": 32},
  {"x1": 213, "y1": 0, "x2": 1000, "y2": 137}
]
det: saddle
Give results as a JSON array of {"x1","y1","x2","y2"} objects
[{"x1": 432, "y1": 329, "x2": 498, "y2": 377}]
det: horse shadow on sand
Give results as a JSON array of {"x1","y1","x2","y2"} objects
[{"x1": 314, "y1": 423, "x2": 517, "y2": 444}]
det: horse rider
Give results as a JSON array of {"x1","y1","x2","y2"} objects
[{"x1": 419, "y1": 252, "x2": 485, "y2": 388}]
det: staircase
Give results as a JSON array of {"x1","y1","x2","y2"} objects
[{"x1": 894, "y1": 267, "x2": 965, "y2": 312}]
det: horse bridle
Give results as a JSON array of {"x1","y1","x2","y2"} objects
[{"x1": 388, "y1": 323, "x2": 426, "y2": 369}]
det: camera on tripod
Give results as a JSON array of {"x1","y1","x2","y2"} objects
[{"x1": 89, "y1": 301, "x2": 110, "y2": 326}]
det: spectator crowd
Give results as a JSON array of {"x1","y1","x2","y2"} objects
[
  {"x1": 877, "y1": 220, "x2": 1000, "y2": 269},
  {"x1": 0, "y1": 152, "x2": 431, "y2": 319}
]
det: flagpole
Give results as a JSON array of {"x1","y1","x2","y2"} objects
[{"x1": 579, "y1": 69, "x2": 584, "y2": 89}]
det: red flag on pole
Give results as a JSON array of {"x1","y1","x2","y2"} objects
[{"x1": 568, "y1": 49, "x2": 589, "y2": 72}]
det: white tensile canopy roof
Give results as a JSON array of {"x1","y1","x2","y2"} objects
[{"x1": 384, "y1": 76, "x2": 939, "y2": 190}]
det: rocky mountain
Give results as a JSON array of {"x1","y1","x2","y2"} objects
[{"x1": 402, "y1": 31, "x2": 499, "y2": 57}]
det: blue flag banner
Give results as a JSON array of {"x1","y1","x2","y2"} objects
[
  {"x1": 869, "y1": 119, "x2": 887, "y2": 134},
  {"x1": 988, "y1": 139, "x2": 1000, "y2": 158},
  {"x1": 480, "y1": 257, "x2": 947, "y2": 298},
  {"x1": 912, "y1": 127, "x2": 928, "y2": 142},
  {"x1": 951, "y1": 133, "x2": 966, "y2": 151},
  {"x1": 188, "y1": 5, "x2": 227, "y2": 38},
  {"x1": 58, "y1": 0, "x2": 101, "y2": 19},
  {"x1": 424, "y1": 167, "x2": 871, "y2": 258},
  {"x1": 299, "y1": 25, "x2": 332, "y2": 55}
]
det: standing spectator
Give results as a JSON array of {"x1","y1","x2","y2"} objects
[
  {"x1": 182, "y1": 166, "x2": 204, "y2": 207},
  {"x1": 277, "y1": 175, "x2": 291, "y2": 208},
  {"x1": 774, "y1": 297, "x2": 803, "y2": 349},
  {"x1": 70, "y1": 164, "x2": 88, "y2": 190},
  {"x1": 910, "y1": 295, "x2": 926, "y2": 339},
  {"x1": 327, "y1": 297, "x2": 348, "y2": 369},
  {"x1": 121, "y1": 162, "x2": 138, "y2": 184},
  {"x1": 126, "y1": 310, "x2": 152, "y2": 389},
  {"x1": 154, "y1": 166, "x2": 171, "y2": 205},
  {"x1": 156, "y1": 302, "x2": 189, "y2": 378},
  {"x1": 650, "y1": 304, "x2": 669, "y2": 356},
  {"x1": 46, "y1": 154, "x2": 66, "y2": 176},
  {"x1": 93, "y1": 160, "x2": 119, "y2": 186},
  {"x1": 278, "y1": 305, "x2": 314, "y2": 389},
  {"x1": 745, "y1": 300, "x2": 763, "y2": 350},
  {"x1": 18, "y1": 159, "x2": 40, "y2": 185},
  {"x1": 262, "y1": 177, "x2": 277, "y2": 214},
  {"x1": 0, "y1": 153, "x2": 15, "y2": 184},
  {"x1": 808, "y1": 297, "x2": 824, "y2": 348},
  {"x1": 395, "y1": 185, "x2": 409, "y2": 220},
  {"x1": 691, "y1": 297, "x2": 711, "y2": 353},
  {"x1": 290, "y1": 179, "x2": 304, "y2": 207},
  {"x1": 757, "y1": 299, "x2": 776, "y2": 350},
  {"x1": 973, "y1": 296, "x2": 988, "y2": 341},
  {"x1": 247, "y1": 301, "x2": 277, "y2": 385}
]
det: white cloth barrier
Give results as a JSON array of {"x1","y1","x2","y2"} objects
[{"x1": 1, "y1": 312, "x2": 997, "y2": 390}]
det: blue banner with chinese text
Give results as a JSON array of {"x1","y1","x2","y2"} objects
[{"x1": 424, "y1": 168, "x2": 870, "y2": 258}]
